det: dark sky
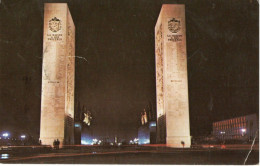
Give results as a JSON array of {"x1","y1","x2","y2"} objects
[{"x1": 0, "y1": 0, "x2": 258, "y2": 140}]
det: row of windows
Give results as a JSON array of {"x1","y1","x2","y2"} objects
[
  {"x1": 213, "y1": 116, "x2": 246, "y2": 127},
  {"x1": 214, "y1": 122, "x2": 247, "y2": 130}
]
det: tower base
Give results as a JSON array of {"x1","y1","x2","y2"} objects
[
  {"x1": 40, "y1": 137, "x2": 64, "y2": 148},
  {"x1": 166, "y1": 136, "x2": 191, "y2": 148}
]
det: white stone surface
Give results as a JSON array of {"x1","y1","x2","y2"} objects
[
  {"x1": 155, "y1": 4, "x2": 191, "y2": 148},
  {"x1": 40, "y1": 3, "x2": 75, "y2": 147}
]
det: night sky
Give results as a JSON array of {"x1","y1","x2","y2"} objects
[{"x1": 0, "y1": 0, "x2": 258, "y2": 140}]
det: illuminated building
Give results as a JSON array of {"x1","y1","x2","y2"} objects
[{"x1": 212, "y1": 114, "x2": 258, "y2": 141}]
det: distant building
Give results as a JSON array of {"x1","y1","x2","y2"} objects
[{"x1": 212, "y1": 114, "x2": 258, "y2": 141}]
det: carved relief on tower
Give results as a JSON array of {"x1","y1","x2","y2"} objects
[
  {"x1": 65, "y1": 25, "x2": 75, "y2": 117},
  {"x1": 156, "y1": 24, "x2": 163, "y2": 88},
  {"x1": 156, "y1": 24, "x2": 164, "y2": 115}
]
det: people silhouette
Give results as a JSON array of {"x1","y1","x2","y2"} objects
[
  {"x1": 181, "y1": 141, "x2": 185, "y2": 148},
  {"x1": 57, "y1": 139, "x2": 60, "y2": 149}
]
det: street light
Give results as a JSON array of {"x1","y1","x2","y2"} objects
[
  {"x1": 241, "y1": 128, "x2": 246, "y2": 132},
  {"x1": 134, "y1": 138, "x2": 139, "y2": 144},
  {"x1": 2, "y1": 133, "x2": 9, "y2": 139},
  {"x1": 241, "y1": 128, "x2": 246, "y2": 136},
  {"x1": 98, "y1": 140, "x2": 102, "y2": 145},
  {"x1": 92, "y1": 138, "x2": 98, "y2": 145},
  {"x1": 220, "y1": 131, "x2": 225, "y2": 141}
]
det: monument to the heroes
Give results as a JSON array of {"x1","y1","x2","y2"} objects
[
  {"x1": 40, "y1": 3, "x2": 75, "y2": 146},
  {"x1": 39, "y1": 3, "x2": 189, "y2": 148},
  {"x1": 155, "y1": 4, "x2": 191, "y2": 147}
]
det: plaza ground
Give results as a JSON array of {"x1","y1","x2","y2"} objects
[{"x1": 0, "y1": 144, "x2": 259, "y2": 164}]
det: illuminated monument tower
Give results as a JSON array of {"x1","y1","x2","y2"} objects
[
  {"x1": 40, "y1": 3, "x2": 75, "y2": 146},
  {"x1": 155, "y1": 4, "x2": 191, "y2": 147}
]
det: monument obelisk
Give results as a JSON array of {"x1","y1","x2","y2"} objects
[
  {"x1": 40, "y1": 3, "x2": 75, "y2": 146},
  {"x1": 155, "y1": 4, "x2": 191, "y2": 147}
]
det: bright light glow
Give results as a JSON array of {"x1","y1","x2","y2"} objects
[
  {"x1": 134, "y1": 138, "x2": 139, "y2": 142},
  {"x1": 81, "y1": 140, "x2": 92, "y2": 145},
  {"x1": 74, "y1": 123, "x2": 80, "y2": 127},
  {"x1": 139, "y1": 139, "x2": 150, "y2": 145},
  {"x1": 21, "y1": 135, "x2": 26, "y2": 139},
  {"x1": 118, "y1": 143, "x2": 122, "y2": 146},
  {"x1": 1, "y1": 154, "x2": 9, "y2": 159},
  {"x1": 144, "y1": 139, "x2": 150, "y2": 144},
  {"x1": 92, "y1": 138, "x2": 98, "y2": 144},
  {"x1": 81, "y1": 136, "x2": 93, "y2": 145},
  {"x1": 2, "y1": 133, "x2": 9, "y2": 137},
  {"x1": 150, "y1": 122, "x2": 156, "y2": 127},
  {"x1": 110, "y1": 143, "x2": 113, "y2": 145},
  {"x1": 220, "y1": 131, "x2": 225, "y2": 134},
  {"x1": 241, "y1": 128, "x2": 246, "y2": 132}
]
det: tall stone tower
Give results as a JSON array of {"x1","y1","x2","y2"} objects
[
  {"x1": 155, "y1": 4, "x2": 191, "y2": 147},
  {"x1": 40, "y1": 3, "x2": 75, "y2": 146}
]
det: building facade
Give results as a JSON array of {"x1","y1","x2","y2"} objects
[{"x1": 212, "y1": 114, "x2": 258, "y2": 141}]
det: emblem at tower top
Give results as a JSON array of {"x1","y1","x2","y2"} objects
[
  {"x1": 49, "y1": 17, "x2": 61, "y2": 32},
  {"x1": 168, "y1": 18, "x2": 181, "y2": 33}
]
